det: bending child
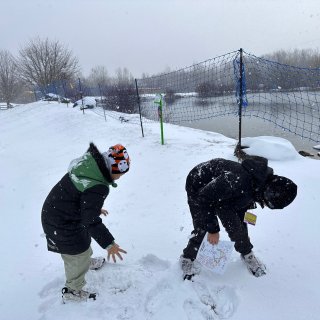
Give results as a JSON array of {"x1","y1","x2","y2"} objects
[
  {"x1": 180, "y1": 156, "x2": 297, "y2": 280},
  {"x1": 41, "y1": 143, "x2": 130, "y2": 301}
]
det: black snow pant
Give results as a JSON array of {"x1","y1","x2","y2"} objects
[{"x1": 183, "y1": 204, "x2": 253, "y2": 260}]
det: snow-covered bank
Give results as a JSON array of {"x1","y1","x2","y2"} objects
[{"x1": 1, "y1": 101, "x2": 319, "y2": 320}]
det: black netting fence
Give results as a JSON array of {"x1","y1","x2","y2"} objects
[
  {"x1": 33, "y1": 49, "x2": 320, "y2": 144},
  {"x1": 242, "y1": 51, "x2": 320, "y2": 142},
  {"x1": 136, "y1": 50, "x2": 320, "y2": 143},
  {"x1": 136, "y1": 51, "x2": 240, "y2": 124}
]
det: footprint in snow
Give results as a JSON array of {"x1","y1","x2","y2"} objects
[
  {"x1": 190, "y1": 280, "x2": 236, "y2": 319},
  {"x1": 183, "y1": 299, "x2": 217, "y2": 320},
  {"x1": 138, "y1": 254, "x2": 170, "y2": 272}
]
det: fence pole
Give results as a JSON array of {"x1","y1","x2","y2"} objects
[
  {"x1": 62, "y1": 80, "x2": 69, "y2": 107},
  {"x1": 78, "y1": 78, "x2": 84, "y2": 114},
  {"x1": 135, "y1": 79, "x2": 144, "y2": 138},
  {"x1": 238, "y1": 48, "x2": 243, "y2": 149},
  {"x1": 160, "y1": 98, "x2": 164, "y2": 145},
  {"x1": 54, "y1": 82, "x2": 59, "y2": 103},
  {"x1": 154, "y1": 94, "x2": 165, "y2": 145},
  {"x1": 98, "y1": 84, "x2": 107, "y2": 122}
]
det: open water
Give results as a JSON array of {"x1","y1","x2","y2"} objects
[{"x1": 182, "y1": 115, "x2": 319, "y2": 159}]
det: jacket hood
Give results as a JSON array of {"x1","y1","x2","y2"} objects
[
  {"x1": 241, "y1": 156, "x2": 273, "y2": 189},
  {"x1": 68, "y1": 143, "x2": 116, "y2": 192},
  {"x1": 87, "y1": 143, "x2": 114, "y2": 184}
]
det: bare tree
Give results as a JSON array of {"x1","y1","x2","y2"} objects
[
  {"x1": 263, "y1": 48, "x2": 320, "y2": 68},
  {"x1": 0, "y1": 50, "x2": 20, "y2": 107},
  {"x1": 115, "y1": 67, "x2": 134, "y2": 85},
  {"x1": 106, "y1": 67, "x2": 136, "y2": 113},
  {"x1": 87, "y1": 65, "x2": 110, "y2": 89},
  {"x1": 18, "y1": 37, "x2": 80, "y2": 89}
]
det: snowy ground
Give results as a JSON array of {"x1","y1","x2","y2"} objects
[{"x1": 1, "y1": 101, "x2": 319, "y2": 320}]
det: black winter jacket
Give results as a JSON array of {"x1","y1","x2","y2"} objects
[
  {"x1": 41, "y1": 143, "x2": 115, "y2": 255},
  {"x1": 185, "y1": 157, "x2": 273, "y2": 234}
]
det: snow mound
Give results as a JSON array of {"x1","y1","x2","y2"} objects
[{"x1": 242, "y1": 136, "x2": 300, "y2": 161}]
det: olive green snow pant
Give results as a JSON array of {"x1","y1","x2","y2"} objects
[{"x1": 61, "y1": 246, "x2": 93, "y2": 291}]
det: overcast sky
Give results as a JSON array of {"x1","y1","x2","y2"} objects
[{"x1": 1, "y1": 0, "x2": 320, "y2": 78}]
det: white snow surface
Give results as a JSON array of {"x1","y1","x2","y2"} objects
[{"x1": 1, "y1": 101, "x2": 319, "y2": 320}]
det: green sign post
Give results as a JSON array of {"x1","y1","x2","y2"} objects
[{"x1": 154, "y1": 94, "x2": 164, "y2": 145}]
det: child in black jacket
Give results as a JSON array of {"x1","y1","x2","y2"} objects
[
  {"x1": 180, "y1": 157, "x2": 297, "y2": 280},
  {"x1": 42, "y1": 143, "x2": 130, "y2": 301}
]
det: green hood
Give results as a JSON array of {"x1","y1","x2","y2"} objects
[{"x1": 68, "y1": 152, "x2": 116, "y2": 192}]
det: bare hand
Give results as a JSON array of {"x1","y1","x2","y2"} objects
[
  {"x1": 207, "y1": 232, "x2": 220, "y2": 245},
  {"x1": 107, "y1": 243, "x2": 127, "y2": 263},
  {"x1": 100, "y1": 208, "x2": 109, "y2": 216}
]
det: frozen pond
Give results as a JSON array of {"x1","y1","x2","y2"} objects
[
  {"x1": 139, "y1": 93, "x2": 320, "y2": 159},
  {"x1": 181, "y1": 115, "x2": 319, "y2": 158}
]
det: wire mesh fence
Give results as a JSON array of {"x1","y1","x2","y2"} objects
[
  {"x1": 136, "y1": 51, "x2": 240, "y2": 124},
  {"x1": 136, "y1": 50, "x2": 320, "y2": 143},
  {"x1": 33, "y1": 49, "x2": 320, "y2": 144},
  {"x1": 242, "y1": 51, "x2": 320, "y2": 142}
]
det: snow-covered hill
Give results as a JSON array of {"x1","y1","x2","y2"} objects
[{"x1": 1, "y1": 101, "x2": 319, "y2": 320}]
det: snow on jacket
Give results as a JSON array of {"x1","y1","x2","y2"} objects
[
  {"x1": 185, "y1": 157, "x2": 273, "y2": 234},
  {"x1": 41, "y1": 143, "x2": 116, "y2": 255}
]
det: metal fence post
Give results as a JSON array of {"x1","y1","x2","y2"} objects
[
  {"x1": 135, "y1": 79, "x2": 144, "y2": 137},
  {"x1": 78, "y1": 78, "x2": 84, "y2": 114},
  {"x1": 238, "y1": 48, "x2": 243, "y2": 149}
]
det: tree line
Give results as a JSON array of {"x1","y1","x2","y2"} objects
[{"x1": 0, "y1": 37, "x2": 136, "y2": 112}]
